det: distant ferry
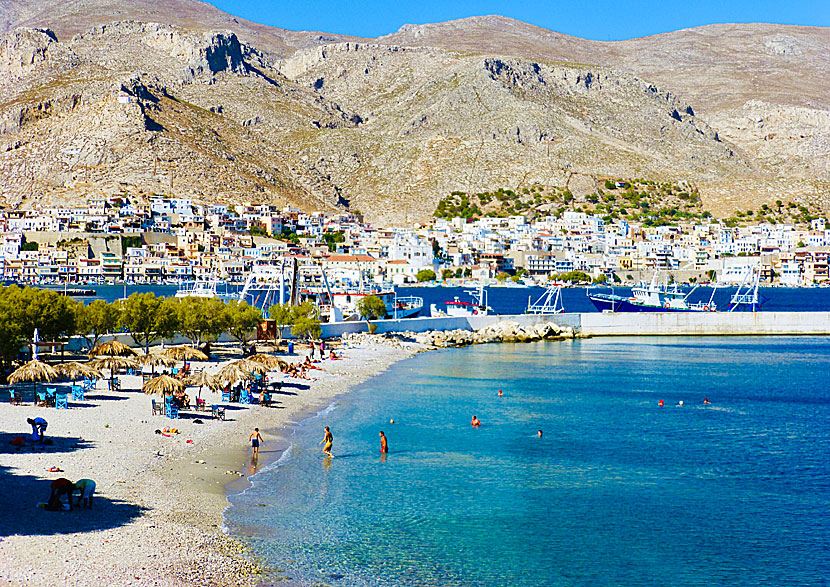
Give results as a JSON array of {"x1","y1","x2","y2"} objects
[
  {"x1": 587, "y1": 275, "x2": 717, "y2": 313},
  {"x1": 59, "y1": 287, "x2": 97, "y2": 297}
]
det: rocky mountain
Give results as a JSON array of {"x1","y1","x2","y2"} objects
[{"x1": 0, "y1": 1, "x2": 828, "y2": 224}]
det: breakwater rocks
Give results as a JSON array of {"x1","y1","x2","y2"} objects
[{"x1": 341, "y1": 321, "x2": 577, "y2": 349}]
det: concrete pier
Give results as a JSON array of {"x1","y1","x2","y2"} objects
[{"x1": 318, "y1": 311, "x2": 830, "y2": 338}]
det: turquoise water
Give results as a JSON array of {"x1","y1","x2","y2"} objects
[{"x1": 226, "y1": 337, "x2": 830, "y2": 586}]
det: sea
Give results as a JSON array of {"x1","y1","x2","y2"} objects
[{"x1": 225, "y1": 336, "x2": 830, "y2": 587}]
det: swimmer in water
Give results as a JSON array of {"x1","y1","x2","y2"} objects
[
  {"x1": 677, "y1": 400, "x2": 684, "y2": 407},
  {"x1": 379, "y1": 431, "x2": 388, "y2": 454},
  {"x1": 537, "y1": 430, "x2": 543, "y2": 438},
  {"x1": 498, "y1": 389, "x2": 504, "y2": 397},
  {"x1": 319, "y1": 426, "x2": 333, "y2": 457},
  {"x1": 658, "y1": 400, "x2": 664, "y2": 407},
  {"x1": 703, "y1": 398, "x2": 710, "y2": 404},
  {"x1": 471, "y1": 415, "x2": 481, "y2": 428}
]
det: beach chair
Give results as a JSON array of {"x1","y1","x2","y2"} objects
[
  {"x1": 9, "y1": 390, "x2": 23, "y2": 405},
  {"x1": 151, "y1": 399, "x2": 164, "y2": 416},
  {"x1": 211, "y1": 404, "x2": 226, "y2": 421},
  {"x1": 221, "y1": 390, "x2": 231, "y2": 403},
  {"x1": 239, "y1": 390, "x2": 252, "y2": 405},
  {"x1": 112, "y1": 377, "x2": 121, "y2": 391},
  {"x1": 71, "y1": 384, "x2": 85, "y2": 401},
  {"x1": 36, "y1": 391, "x2": 48, "y2": 406},
  {"x1": 55, "y1": 391, "x2": 69, "y2": 410},
  {"x1": 195, "y1": 398, "x2": 206, "y2": 411},
  {"x1": 46, "y1": 388, "x2": 57, "y2": 407}
]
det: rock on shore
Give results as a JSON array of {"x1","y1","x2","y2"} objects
[{"x1": 342, "y1": 321, "x2": 576, "y2": 349}]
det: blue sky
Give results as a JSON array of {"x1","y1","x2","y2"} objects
[{"x1": 207, "y1": 0, "x2": 829, "y2": 41}]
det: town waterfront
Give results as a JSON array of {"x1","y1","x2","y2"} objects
[{"x1": 226, "y1": 337, "x2": 830, "y2": 586}]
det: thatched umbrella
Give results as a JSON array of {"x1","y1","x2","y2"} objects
[
  {"x1": 89, "y1": 356, "x2": 139, "y2": 389},
  {"x1": 248, "y1": 354, "x2": 281, "y2": 369},
  {"x1": 55, "y1": 361, "x2": 103, "y2": 385},
  {"x1": 236, "y1": 359, "x2": 269, "y2": 375},
  {"x1": 183, "y1": 370, "x2": 219, "y2": 400},
  {"x1": 216, "y1": 361, "x2": 255, "y2": 387},
  {"x1": 88, "y1": 340, "x2": 138, "y2": 358},
  {"x1": 162, "y1": 345, "x2": 208, "y2": 362},
  {"x1": 142, "y1": 374, "x2": 185, "y2": 396},
  {"x1": 137, "y1": 353, "x2": 177, "y2": 376},
  {"x1": 8, "y1": 359, "x2": 59, "y2": 399}
]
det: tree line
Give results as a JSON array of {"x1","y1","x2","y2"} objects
[{"x1": 0, "y1": 286, "x2": 265, "y2": 366}]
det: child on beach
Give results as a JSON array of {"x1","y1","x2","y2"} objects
[
  {"x1": 74, "y1": 479, "x2": 96, "y2": 509},
  {"x1": 249, "y1": 428, "x2": 263, "y2": 457},
  {"x1": 320, "y1": 426, "x2": 333, "y2": 457}
]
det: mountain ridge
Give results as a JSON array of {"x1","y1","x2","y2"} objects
[{"x1": 0, "y1": 0, "x2": 828, "y2": 223}]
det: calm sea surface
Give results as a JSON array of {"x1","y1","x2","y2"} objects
[{"x1": 226, "y1": 337, "x2": 830, "y2": 587}]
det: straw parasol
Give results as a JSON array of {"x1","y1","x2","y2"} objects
[
  {"x1": 9, "y1": 359, "x2": 59, "y2": 400},
  {"x1": 183, "y1": 370, "x2": 219, "y2": 399},
  {"x1": 247, "y1": 354, "x2": 281, "y2": 369},
  {"x1": 162, "y1": 345, "x2": 208, "y2": 362},
  {"x1": 142, "y1": 374, "x2": 185, "y2": 396},
  {"x1": 216, "y1": 361, "x2": 255, "y2": 386},
  {"x1": 89, "y1": 356, "x2": 139, "y2": 389},
  {"x1": 55, "y1": 361, "x2": 103, "y2": 384},
  {"x1": 137, "y1": 353, "x2": 177, "y2": 369},
  {"x1": 88, "y1": 340, "x2": 138, "y2": 358},
  {"x1": 236, "y1": 359, "x2": 269, "y2": 375},
  {"x1": 9, "y1": 359, "x2": 59, "y2": 393}
]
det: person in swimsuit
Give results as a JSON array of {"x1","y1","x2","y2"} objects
[
  {"x1": 249, "y1": 428, "x2": 263, "y2": 457},
  {"x1": 471, "y1": 415, "x2": 481, "y2": 428},
  {"x1": 320, "y1": 426, "x2": 333, "y2": 457},
  {"x1": 537, "y1": 430, "x2": 543, "y2": 438},
  {"x1": 379, "y1": 431, "x2": 388, "y2": 454}
]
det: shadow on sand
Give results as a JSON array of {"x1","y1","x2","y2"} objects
[{"x1": 0, "y1": 434, "x2": 146, "y2": 537}]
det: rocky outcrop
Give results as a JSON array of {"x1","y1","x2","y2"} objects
[{"x1": 340, "y1": 321, "x2": 577, "y2": 350}]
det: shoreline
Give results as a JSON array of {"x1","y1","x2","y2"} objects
[{"x1": 0, "y1": 338, "x2": 424, "y2": 587}]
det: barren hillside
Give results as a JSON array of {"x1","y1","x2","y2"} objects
[{"x1": 0, "y1": 1, "x2": 827, "y2": 223}]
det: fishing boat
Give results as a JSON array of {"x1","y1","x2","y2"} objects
[
  {"x1": 587, "y1": 274, "x2": 717, "y2": 313},
  {"x1": 175, "y1": 276, "x2": 237, "y2": 301},
  {"x1": 430, "y1": 282, "x2": 493, "y2": 317},
  {"x1": 240, "y1": 260, "x2": 423, "y2": 321},
  {"x1": 526, "y1": 283, "x2": 565, "y2": 314}
]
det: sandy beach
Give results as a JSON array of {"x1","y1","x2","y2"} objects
[{"x1": 0, "y1": 336, "x2": 423, "y2": 587}]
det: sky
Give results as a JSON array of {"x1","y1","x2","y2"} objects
[{"x1": 207, "y1": 0, "x2": 829, "y2": 41}]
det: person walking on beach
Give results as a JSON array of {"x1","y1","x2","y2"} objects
[
  {"x1": 320, "y1": 426, "x2": 334, "y2": 457},
  {"x1": 379, "y1": 431, "x2": 389, "y2": 454},
  {"x1": 249, "y1": 428, "x2": 263, "y2": 457}
]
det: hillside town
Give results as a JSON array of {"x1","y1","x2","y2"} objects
[{"x1": 0, "y1": 195, "x2": 828, "y2": 287}]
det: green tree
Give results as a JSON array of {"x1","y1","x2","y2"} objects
[
  {"x1": 496, "y1": 272, "x2": 510, "y2": 283},
  {"x1": 268, "y1": 303, "x2": 295, "y2": 346},
  {"x1": 290, "y1": 302, "x2": 322, "y2": 340},
  {"x1": 593, "y1": 274, "x2": 608, "y2": 284},
  {"x1": 356, "y1": 295, "x2": 387, "y2": 320},
  {"x1": 322, "y1": 231, "x2": 345, "y2": 252},
  {"x1": 172, "y1": 297, "x2": 229, "y2": 347},
  {"x1": 416, "y1": 269, "x2": 436, "y2": 282},
  {"x1": 225, "y1": 300, "x2": 262, "y2": 351},
  {"x1": 120, "y1": 292, "x2": 177, "y2": 354},
  {"x1": 441, "y1": 269, "x2": 455, "y2": 280},
  {"x1": 76, "y1": 299, "x2": 121, "y2": 348}
]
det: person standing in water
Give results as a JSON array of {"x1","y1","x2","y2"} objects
[
  {"x1": 471, "y1": 415, "x2": 481, "y2": 428},
  {"x1": 320, "y1": 426, "x2": 334, "y2": 457},
  {"x1": 379, "y1": 431, "x2": 389, "y2": 454},
  {"x1": 249, "y1": 428, "x2": 263, "y2": 457}
]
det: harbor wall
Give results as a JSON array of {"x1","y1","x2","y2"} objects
[{"x1": 579, "y1": 311, "x2": 830, "y2": 336}]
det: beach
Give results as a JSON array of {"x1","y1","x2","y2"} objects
[{"x1": 0, "y1": 337, "x2": 423, "y2": 587}]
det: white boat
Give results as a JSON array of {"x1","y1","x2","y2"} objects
[
  {"x1": 430, "y1": 282, "x2": 492, "y2": 317},
  {"x1": 175, "y1": 276, "x2": 237, "y2": 300},
  {"x1": 526, "y1": 284, "x2": 565, "y2": 314}
]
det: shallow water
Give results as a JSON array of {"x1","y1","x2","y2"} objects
[{"x1": 228, "y1": 337, "x2": 830, "y2": 586}]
